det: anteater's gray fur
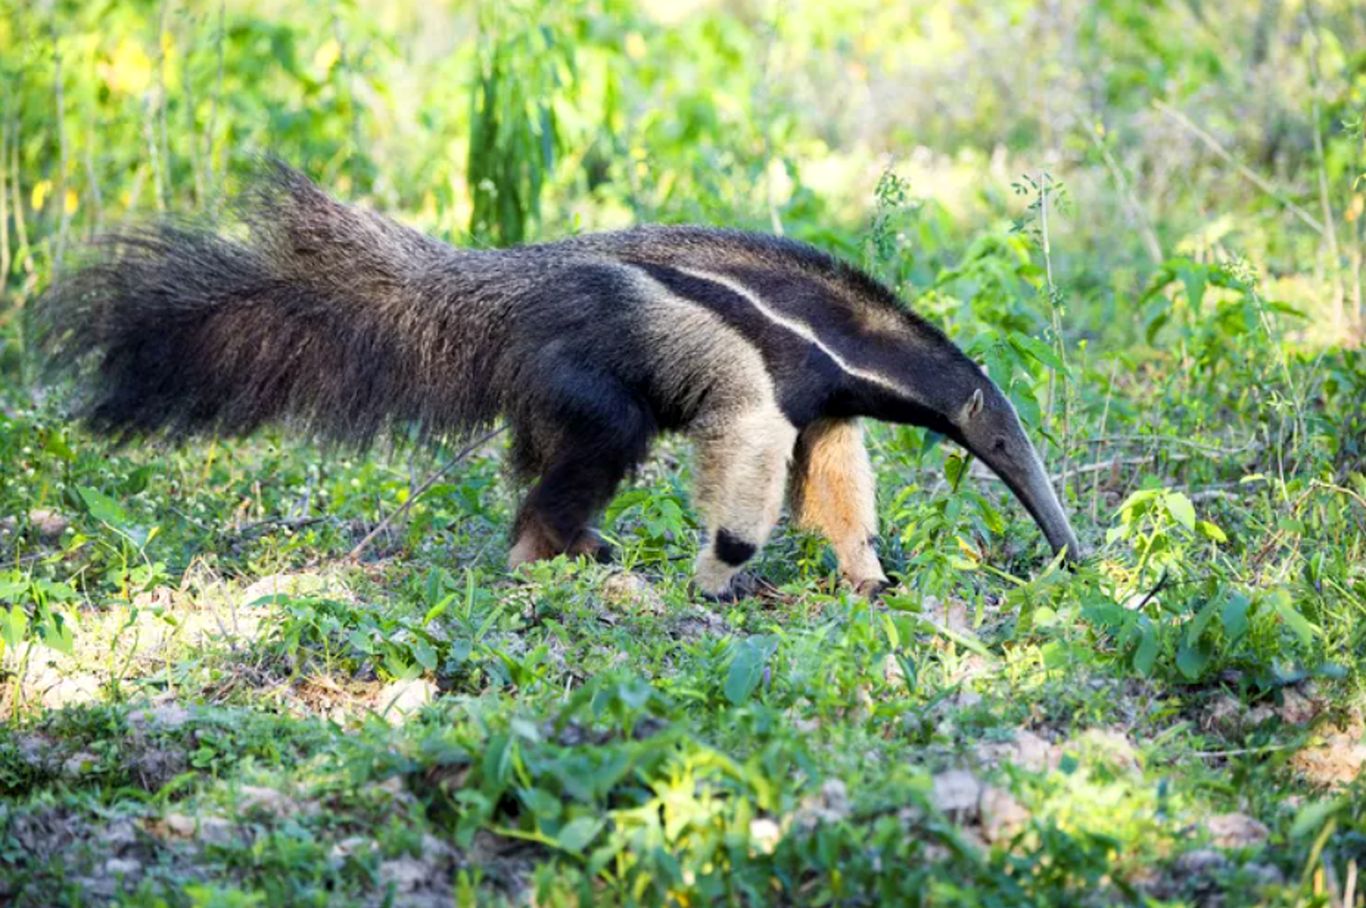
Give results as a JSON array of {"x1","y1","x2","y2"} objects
[{"x1": 39, "y1": 162, "x2": 1081, "y2": 597}]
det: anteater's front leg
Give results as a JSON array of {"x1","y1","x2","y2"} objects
[
  {"x1": 789, "y1": 418, "x2": 890, "y2": 596},
  {"x1": 691, "y1": 408, "x2": 799, "y2": 598}
]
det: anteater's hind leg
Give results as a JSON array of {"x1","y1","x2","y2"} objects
[
  {"x1": 507, "y1": 375, "x2": 652, "y2": 568},
  {"x1": 691, "y1": 406, "x2": 799, "y2": 598},
  {"x1": 789, "y1": 418, "x2": 890, "y2": 597}
]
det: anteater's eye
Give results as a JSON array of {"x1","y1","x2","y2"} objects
[{"x1": 992, "y1": 437, "x2": 1008, "y2": 453}]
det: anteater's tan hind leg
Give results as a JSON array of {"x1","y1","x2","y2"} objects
[
  {"x1": 691, "y1": 408, "x2": 799, "y2": 598},
  {"x1": 789, "y1": 418, "x2": 890, "y2": 596}
]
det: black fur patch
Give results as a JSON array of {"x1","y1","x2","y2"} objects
[
  {"x1": 714, "y1": 528, "x2": 756, "y2": 566},
  {"x1": 629, "y1": 261, "x2": 845, "y2": 426}
]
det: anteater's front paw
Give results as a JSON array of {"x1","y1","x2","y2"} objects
[
  {"x1": 567, "y1": 529, "x2": 615, "y2": 564},
  {"x1": 697, "y1": 571, "x2": 759, "y2": 604}
]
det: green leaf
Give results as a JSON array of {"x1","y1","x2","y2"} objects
[
  {"x1": 1220, "y1": 592, "x2": 1250, "y2": 640},
  {"x1": 1, "y1": 605, "x2": 29, "y2": 648},
  {"x1": 1289, "y1": 798, "x2": 1340, "y2": 839},
  {"x1": 1163, "y1": 492, "x2": 1196, "y2": 531},
  {"x1": 411, "y1": 638, "x2": 438, "y2": 672},
  {"x1": 518, "y1": 787, "x2": 562, "y2": 822},
  {"x1": 1133, "y1": 620, "x2": 1159, "y2": 675},
  {"x1": 724, "y1": 634, "x2": 779, "y2": 705},
  {"x1": 1175, "y1": 637, "x2": 1211, "y2": 680},
  {"x1": 39, "y1": 608, "x2": 74, "y2": 655},
  {"x1": 1188, "y1": 599, "x2": 1219, "y2": 640},
  {"x1": 1197, "y1": 520, "x2": 1226, "y2": 542},
  {"x1": 1008, "y1": 333, "x2": 1066, "y2": 372},
  {"x1": 1272, "y1": 593, "x2": 1318, "y2": 646},
  {"x1": 556, "y1": 816, "x2": 604, "y2": 853},
  {"x1": 944, "y1": 453, "x2": 967, "y2": 487},
  {"x1": 1178, "y1": 265, "x2": 1207, "y2": 314},
  {"x1": 77, "y1": 487, "x2": 129, "y2": 528}
]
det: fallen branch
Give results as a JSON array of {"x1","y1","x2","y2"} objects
[
  {"x1": 1080, "y1": 433, "x2": 1256, "y2": 457},
  {"x1": 1153, "y1": 99, "x2": 1326, "y2": 236},
  {"x1": 347, "y1": 425, "x2": 506, "y2": 562}
]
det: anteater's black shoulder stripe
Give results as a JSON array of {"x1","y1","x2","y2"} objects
[
  {"x1": 628, "y1": 261, "x2": 842, "y2": 426},
  {"x1": 625, "y1": 225, "x2": 944, "y2": 340}
]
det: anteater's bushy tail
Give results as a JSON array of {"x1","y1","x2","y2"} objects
[{"x1": 37, "y1": 162, "x2": 501, "y2": 446}]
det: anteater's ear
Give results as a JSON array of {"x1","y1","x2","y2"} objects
[{"x1": 958, "y1": 387, "x2": 984, "y2": 425}]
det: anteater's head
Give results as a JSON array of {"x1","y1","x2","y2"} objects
[{"x1": 947, "y1": 380, "x2": 1083, "y2": 564}]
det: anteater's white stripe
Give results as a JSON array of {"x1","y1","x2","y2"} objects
[{"x1": 675, "y1": 267, "x2": 921, "y2": 404}]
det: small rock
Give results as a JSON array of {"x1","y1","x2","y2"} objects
[
  {"x1": 1201, "y1": 695, "x2": 1245, "y2": 735},
  {"x1": 601, "y1": 571, "x2": 666, "y2": 614},
  {"x1": 41, "y1": 674, "x2": 103, "y2": 710},
  {"x1": 1242, "y1": 862, "x2": 1285, "y2": 887},
  {"x1": 127, "y1": 703, "x2": 195, "y2": 731},
  {"x1": 1290, "y1": 730, "x2": 1366, "y2": 787},
  {"x1": 62, "y1": 751, "x2": 99, "y2": 777},
  {"x1": 239, "y1": 572, "x2": 344, "y2": 608},
  {"x1": 237, "y1": 785, "x2": 298, "y2": 817},
  {"x1": 1173, "y1": 848, "x2": 1229, "y2": 876},
  {"x1": 103, "y1": 857, "x2": 141, "y2": 878},
  {"x1": 330, "y1": 836, "x2": 375, "y2": 862},
  {"x1": 1004, "y1": 729, "x2": 1054, "y2": 771},
  {"x1": 749, "y1": 817, "x2": 782, "y2": 854},
  {"x1": 199, "y1": 817, "x2": 235, "y2": 846},
  {"x1": 794, "y1": 778, "x2": 850, "y2": 829},
  {"x1": 162, "y1": 813, "x2": 197, "y2": 839},
  {"x1": 16, "y1": 735, "x2": 56, "y2": 773},
  {"x1": 1070, "y1": 728, "x2": 1141, "y2": 774},
  {"x1": 671, "y1": 606, "x2": 728, "y2": 641},
  {"x1": 954, "y1": 688, "x2": 983, "y2": 709},
  {"x1": 103, "y1": 819, "x2": 138, "y2": 851},
  {"x1": 979, "y1": 785, "x2": 1030, "y2": 842},
  {"x1": 376, "y1": 775, "x2": 406, "y2": 796},
  {"x1": 1205, "y1": 812, "x2": 1269, "y2": 849},
  {"x1": 1278, "y1": 686, "x2": 1319, "y2": 725},
  {"x1": 420, "y1": 833, "x2": 454, "y2": 861},
  {"x1": 28, "y1": 509, "x2": 69, "y2": 541},
  {"x1": 923, "y1": 596, "x2": 973, "y2": 637},
  {"x1": 931, "y1": 769, "x2": 982, "y2": 816},
  {"x1": 379, "y1": 856, "x2": 431, "y2": 893},
  {"x1": 376, "y1": 678, "x2": 436, "y2": 722}
]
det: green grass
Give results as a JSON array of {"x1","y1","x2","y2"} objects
[{"x1": 1, "y1": 329, "x2": 1364, "y2": 905}]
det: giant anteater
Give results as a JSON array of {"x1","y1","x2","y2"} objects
[{"x1": 39, "y1": 162, "x2": 1081, "y2": 598}]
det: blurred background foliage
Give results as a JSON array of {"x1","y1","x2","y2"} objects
[{"x1": 0, "y1": 0, "x2": 1362, "y2": 338}]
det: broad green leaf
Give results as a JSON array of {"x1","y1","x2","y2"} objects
[
  {"x1": 1272, "y1": 594, "x2": 1317, "y2": 646},
  {"x1": 39, "y1": 609, "x2": 74, "y2": 655},
  {"x1": 1, "y1": 605, "x2": 29, "y2": 648},
  {"x1": 1175, "y1": 637, "x2": 1211, "y2": 680},
  {"x1": 1164, "y1": 492, "x2": 1196, "y2": 531},
  {"x1": 1220, "y1": 592, "x2": 1251, "y2": 640},
  {"x1": 724, "y1": 634, "x2": 779, "y2": 705},
  {"x1": 1289, "y1": 798, "x2": 1340, "y2": 839},
  {"x1": 556, "y1": 816, "x2": 604, "y2": 852},
  {"x1": 518, "y1": 787, "x2": 562, "y2": 821},
  {"x1": 411, "y1": 638, "x2": 438, "y2": 672},
  {"x1": 1133, "y1": 621, "x2": 1159, "y2": 675},
  {"x1": 1008, "y1": 333, "x2": 1066, "y2": 372},
  {"x1": 77, "y1": 487, "x2": 129, "y2": 528}
]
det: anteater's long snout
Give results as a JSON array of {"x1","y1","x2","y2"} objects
[
  {"x1": 974, "y1": 432, "x2": 1084, "y2": 564},
  {"x1": 1009, "y1": 444, "x2": 1084, "y2": 563}
]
